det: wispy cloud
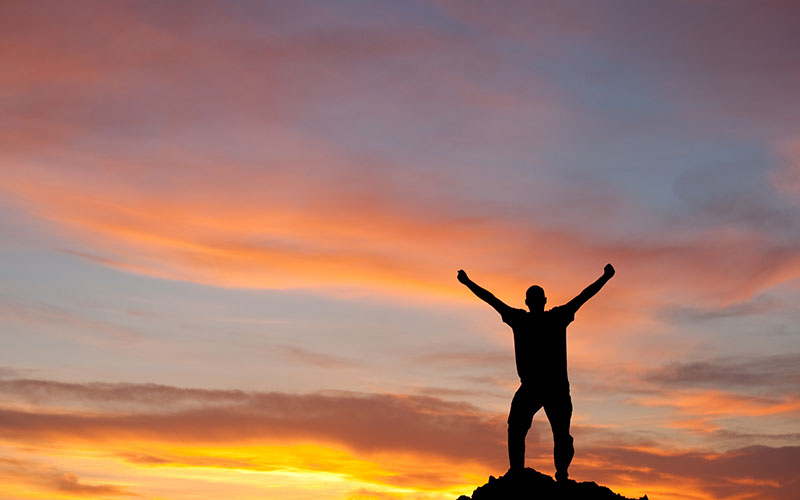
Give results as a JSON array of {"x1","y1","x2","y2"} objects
[
  {"x1": 0, "y1": 293, "x2": 141, "y2": 344},
  {"x1": 0, "y1": 378, "x2": 503, "y2": 463},
  {"x1": 0, "y1": 457, "x2": 134, "y2": 498},
  {"x1": 414, "y1": 350, "x2": 510, "y2": 367},
  {"x1": 278, "y1": 345, "x2": 366, "y2": 369},
  {"x1": 646, "y1": 353, "x2": 800, "y2": 390},
  {"x1": 629, "y1": 389, "x2": 800, "y2": 421}
]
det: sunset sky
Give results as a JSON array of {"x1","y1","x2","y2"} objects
[{"x1": 1, "y1": 1, "x2": 800, "y2": 499}]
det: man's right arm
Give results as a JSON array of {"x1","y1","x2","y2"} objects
[{"x1": 457, "y1": 270, "x2": 513, "y2": 317}]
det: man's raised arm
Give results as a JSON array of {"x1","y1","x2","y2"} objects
[
  {"x1": 565, "y1": 264, "x2": 615, "y2": 314},
  {"x1": 457, "y1": 269, "x2": 513, "y2": 316}
]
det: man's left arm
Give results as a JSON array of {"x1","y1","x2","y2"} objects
[{"x1": 564, "y1": 264, "x2": 615, "y2": 315}]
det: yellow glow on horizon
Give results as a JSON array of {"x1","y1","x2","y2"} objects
[{"x1": 0, "y1": 438, "x2": 489, "y2": 500}]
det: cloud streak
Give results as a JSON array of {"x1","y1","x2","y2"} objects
[
  {"x1": 0, "y1": 457, "x2": 134, "y2": 498},
  {"x1": 0, "y1": 378, "x2": 504, "y2": 464},
  {"x1": 646, "y1": 353, "x2": 800, "y2": 390},
  {"x1": 0, "y1": 293, "x2": 141, "y2": 345}
]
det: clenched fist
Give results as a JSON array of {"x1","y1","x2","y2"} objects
[
  {"x1": 603, "y1": 264, "x2": 615, "y2": 278},
  {"x1": 457, "y1": 269, "x2": 470, "y2": 284}
]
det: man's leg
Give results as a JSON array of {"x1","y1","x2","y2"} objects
[
  {"x1": 507, "y1": 384, "x2": 540, "y2": 474},
  {"x1": 544, "y1": 392, "x2": 574, "y2": 481}
]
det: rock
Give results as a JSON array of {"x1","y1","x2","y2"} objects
[{"x1": 458, "y1": 468, "x2": 648, "y2": 500}]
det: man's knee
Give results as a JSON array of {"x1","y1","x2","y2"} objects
[
  {"x1": 507, "y1": 404, "x2": 534, "y2": 435},
  {"x1": 507, "y1": 418, "x2": 531, "y2": 438},
  {"x1": 553, "y1": 433, "x2": 574, "y2": 449}
]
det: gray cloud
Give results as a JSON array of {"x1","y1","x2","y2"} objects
[
  {"x1": 646, "y1": 353, "x2": 800, "y2": 390},
  {"x1": 578, "y1": 444, "x2": 800, "y2": 500},
  {"x1": 659, "y1": 295, "x2": 785, "y2": 323},
  {"x1": 673, "y1": 160, "x2": 800, "y2": 236}
]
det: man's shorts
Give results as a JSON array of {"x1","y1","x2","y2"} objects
[{"x1": 507, "y1": 382, "x2": 573, "y2": 436}]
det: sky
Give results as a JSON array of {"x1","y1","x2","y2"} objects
[{"x1": 1, "y1": 1, "x2": 799, "y2": 499}]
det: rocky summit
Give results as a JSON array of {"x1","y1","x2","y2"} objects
[{"x1": 457, "y1": 468, "x2": 648, "y2": 500}]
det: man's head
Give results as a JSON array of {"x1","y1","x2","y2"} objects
[{"x1": 525, "y1": 285, "x2": 546, "y2": 311}]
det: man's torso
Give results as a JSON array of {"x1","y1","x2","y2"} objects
[{"x1": 502, "y1": 306, "x2": 574, "y2": 390}]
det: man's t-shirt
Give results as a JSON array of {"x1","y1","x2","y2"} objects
[{"x1": 500, "y1": 305, "x2": 575, "y2": 390}]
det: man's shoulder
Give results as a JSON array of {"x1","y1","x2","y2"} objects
[
  {"x1": 501, "y1": 307, "x2": 528, "y2": 324},
  {"x1": 547, "y1": 305, "x2": 575, "y2": 323}
]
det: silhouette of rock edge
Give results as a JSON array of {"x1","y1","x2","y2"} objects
[{"x1": 456, "y1": 467, "x2": 648, "y2": 500}]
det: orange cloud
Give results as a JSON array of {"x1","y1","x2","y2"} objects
[
  {"x1": 0, "y1": 456, "x2": 133, "y2": 498},
  {"x1": 1, "y1": 376, "x2": 798, "y2": 499},
  {"x1": 0, "y1": 376, "x2": 497, "y2": 499},
  {"x1": 3, "y1": 12, "x2": 800, "y2": 323},
  {"x1": 2, "y1": 0, "x2": 800, "y2": 319},
  {"x1": 0, "y1": 378, "x2": 505, "y2": 465},
  {"x1": 630, "y1": 389, "x2": 800, "y2": 419},
  {"x1": 3, "y1": 161, "x2": 799, "y2": 319}
]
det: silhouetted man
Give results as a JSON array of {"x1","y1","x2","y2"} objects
[{"x1": 457, "y1": 264, "x2": 615, "y2": 481}]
